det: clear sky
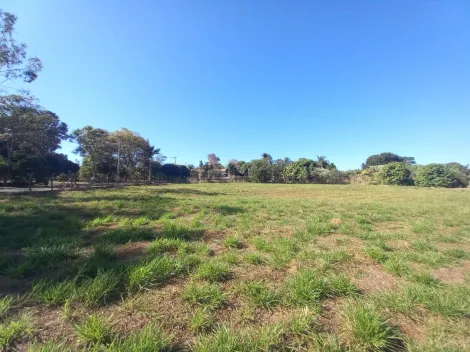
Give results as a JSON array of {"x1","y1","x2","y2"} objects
[{"x1": 3, "y1": 0, "x2": 470, "y2": 169}]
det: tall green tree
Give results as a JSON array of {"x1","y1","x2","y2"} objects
[
  {"x1": 0, "y1": 95, "x2": 67, "y2": 184},
  {"x1": 71, "y1": 126, "x2": 110, "y2": 179},
  {"x1": 362, "y1": 152, "x2": 415, "y2": 169},
  {"x1": 0, "y1": 10, "x2": 42, "y2": 89}
]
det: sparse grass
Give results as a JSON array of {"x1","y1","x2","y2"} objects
[
  {"x1": 106, "y1": 324, "x2": 172, "y2": 351},
  {"x1": 244, "y1": 252, "x2": 265, "y2": 265},
  {"x1": 77, "y1": 269, "x2": 121, "y2": 307},
  {"x1": 195, "y1": 326, "x2": 245, "y2": 352},
  {"x1": 404, "y1": 283, "x2": 470, "y2": 317},
  {"x1": 0, "y1": 295, "x2": 16, "y2": 320},
  {"x1": 365, "y1": 245, "x2": 388, "y2": 263},
  {"x1": 343, "y1": 300, "x2": 402, "y2": 351},
  {"x1": 288, "y1": 308, "x2": 318, "y2": 336},
  {"x1": 223, "y1": 235, "x2": 244, "y2": 249},
  {"x1": 283, "y1": 270, "x2": 328, "y2": 307},
  {"x1": 237, "y1": 280, "x2": 280, "y2": 309},
  {"x1": 28, "y1": 341, "x2": 69, "y2": 351},
  {"x1": 33, "y1": 278, "x2": 77, "y2": 306},
  {"x1": 183, "y1": 281, "x2": 226, "y2": 310},
  {"x1": 383, "y1": 257, "x2": 411, "y2": 276},
  {"x1": 74, "y1": 313, "x2": 114, "y2": 346},
  {"x1": 0, "y1": 314, "x2": 35, "y2": 350},
  {"x1": 148, "y1": 237, "x2": 185, "y2": 256},
  {"x1": 127, "y1": 255, "x2": 178, "y2": 291},
  {"x1": 0, "y1": 183, "x2": 469, "y2": 350},
  {"x1": 195, "y1": 261, "x2": 231, "y2": 282},
  {"x1": 190, "y1": 309, "x2": 214, "y2": 333},
  {"x1": 328, "y1": 274, "x2": 358, "y2": 296}
]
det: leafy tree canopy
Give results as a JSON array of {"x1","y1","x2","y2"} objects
[
  {"x1": 363, "y1": 152, "x2": 415, "y2": 169},
  {"x1": 1, "y1": 10, "x2": 42, "y2": 89}
]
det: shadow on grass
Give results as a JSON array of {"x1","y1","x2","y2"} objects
[
  {"x1": 212, "y1": 205, "x2": 244, "y2": 215},
  {"x1": 150, "y1": 187, "x2": 225, "y2": 197},
  {"x1": 0, "y1": 192, "x2": 181, "y2": 293}
]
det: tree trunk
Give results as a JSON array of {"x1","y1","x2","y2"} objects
[
  {"x1": 148, "y1": 157, "x2": 152, "y2": 182},
  {"x1": 92, "y1": 159, "x2": 96, "y2": 179},
  {"x1": 4, "y1": 142, "x2": 13, "y2": 186},
  {"x1": 117, "y1": 140, "x2": 121, "y2": 182}
]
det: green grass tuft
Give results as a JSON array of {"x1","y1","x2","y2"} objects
[
  {"x1": 383, "y1": 257, "x2": 411, "y2": 276},
  {"x1": 223, "y1": 236, "x2": 244, "y2": 249},
  {"x1": 283, "y1": 270, "x2": 328, "y2": 307},
  {"x1": 195, "y1": 261, "x2": 231, "y2": 282},
  {"x1": 33, "y1": 278, "x2": 77, "y2": 306},
  {"x1": 328, "y1": 274, "x2": 358, "y2": 297},
  {"x1": 343, "y1": 300, "x2": 402, "y2": 351},
  {"x1": 148, "y1": 238, "x2": 185, "y2": 256},
  {"x1": 244, "y1": 252, "x2": 266, "y2": 265},
  {"x1": 0, "y1": 314, "x2": 34, "y2": 350},
  {"x1": 365, "y1": 246, "x2": 388, "y2": 263},
  {"x1": 0, "y1": 295, "x2": 16, "y2": 320},
  {"x1": 77, "y1": 269, "x2": 121, "y2": 307},
  {"x1": 183, "y1": 281, "x2": 226, "y2": 310},
  {"x1": 237, "y1": 280, "x2": 280, "y2": 309},
  {"x1": 128, "y1": 256, "x2": 178, "y2": 292},
  {"x1": 288, "y1": 308, "x2": 317, "y2": 336},
  {"x1": 74, "y1": 313, "x2": 114, "y2": 346},
  {"x1": 106, "y1": 324, "x2": 172, "y2": 351},
  {"x1": 190, "y1": 309, "x2": 214, "y2": 334}
]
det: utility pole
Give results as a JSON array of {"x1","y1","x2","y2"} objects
[{"x1": 171, "y1": 157, "x2": 177, "y2": 164}]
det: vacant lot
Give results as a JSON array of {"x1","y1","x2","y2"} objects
[{"x1": 0, "y1": 184, "x2": 469, "y2": 351}]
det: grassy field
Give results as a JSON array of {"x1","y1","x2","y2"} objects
[{"x1": 0, "y1": 183, "x2": 469, "y2": 351}]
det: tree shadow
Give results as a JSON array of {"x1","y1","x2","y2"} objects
[
  {"x1": 150, "y1": 188, "x2": 225, "y2": 196},
  {"x1": 212, "y1": 205, "x2": 245, "y2": 215}
]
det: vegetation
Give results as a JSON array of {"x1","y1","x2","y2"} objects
[
  {"x1": 377, "y1": 162, "x2": 413, "y2": 185},
  {"x1": 362, "y1": 152, "x2": 415, "y2": 169},
  {"x1": 0, "y1": 183, "x2": 468, "y2": 350}
]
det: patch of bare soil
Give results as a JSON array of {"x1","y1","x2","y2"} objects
[
  {"x1": 317, "y1": 298, "x2": 346, "y2": 334},
  {"x1": 233, "y1": 264, "x2": 286, "y2": 284},
  {"x1": 352, "y1": 262, "x2": 401, "y2": 293},
  {"x1": 387, "y1": 312, "x2": 427, "y2": 343},
  {"x1": 432, "y1": 260, "x2": 470, "y2": 284},
  {"x1": 373, "y1": 221, "x2": 406, "y2": 233},
  {"x1": 387, "y1": 239, "x2": 411, "y2": 250},
  {"x1": 24, "y1": 306, "x2": 78, "y2": 350},
  {"x1": 115, "y1": 241, "x2": 151, "y2": 260},
  {"x1": 315, "y1": 235, "x2": 363, "y2": 252}
]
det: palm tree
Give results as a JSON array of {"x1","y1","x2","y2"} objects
[
  {"x1": 145, "y1": 143, "x2": 160, "y2": 181},
  {"x1": 316, "y1": 155, "x2": 329, "y2": 169}
]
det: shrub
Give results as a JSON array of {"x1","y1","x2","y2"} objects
[
  {"x1": 377, "y1": 162, "x2": 413, "y2": 185},
  {"x1": 414, "y1": 164, "x2": 464, "y2": 188}
]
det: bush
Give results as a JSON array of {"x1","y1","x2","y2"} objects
[
  {"x1": 377, "y1": 162, "x2": 413, "y2": 186},
  {"x1": 311, "y1": 169, "x2": 346, "y2": 184},
  {"x1": 414, "y1": 164, "x2": 464, "y2": 188}
]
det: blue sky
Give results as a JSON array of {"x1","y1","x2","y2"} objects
[{"x1": 4, "y1": 0, "x2": 470, "y2": 169}]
